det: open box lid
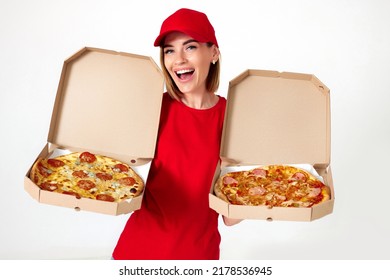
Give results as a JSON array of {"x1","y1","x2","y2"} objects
[
  {"x1": 221, "y1": 69, "x2": 330, "y2": 166},
  {"x1": 47, "y1": 47, "x2": 164, "y2": 161}
]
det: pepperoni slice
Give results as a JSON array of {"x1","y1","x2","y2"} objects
[
  {"x1": 79, "y1": 152, "x2": 97, "y2": 163},
  {"x1": 77, "y1": 180, "x2": 96, "y2": 190},
  {"x1": 118, "y1": 177, "x2": 136, "y2": 186},
  {"x1": 96, "y1": 172, "x2": 113, "y2": 181},
  {"x1": 62, "y1": 191, "x2": 81, "y2": 199},
  {"x1": 310, "y1": 193, "x2": 324, "y2": 205},
  {"x1": 37, "y1": 162, "x2": 51, "y2": 177},
  {"x1": 248, "y1": 186, "x2": 266, "y2": 196},
  {"x1": 223, "y1": 176, "x2": 238, "y2": 186},
  {"x1": 40, "y1": 182, "x2": 58, "y2": 191},
  {"x1": 310, "y1": 180, "x2": 325, "y2": 188},
  {"x1": 113, "y1": 163, "x2": 129, "y2": 173},
  {"x1": 96, "y1": 194, "x2": 115, "y2": 202},
  {"x1": 251, "y1": 168, "x2": 267, "y2": 178},
  {"x1": 291, "y1": 172, "x2": 307, "y2": 182},
  {"x1": 308, "y1": 187, "x2": 321, "y2": 198},
  {"x1": 47, "y1": 159, "x2": 65, "y2": 168},
  {"x1": 72, "y1": 170, "x2": 88, "y2": 178}
]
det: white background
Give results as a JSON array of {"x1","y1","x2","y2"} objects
[{"x1": 1, "y1": 0, "x2": 389, "y2": 260}]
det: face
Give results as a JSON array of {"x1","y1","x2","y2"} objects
[{"x1": 163, "y1": 32, "x2": 218, "y2": 96}]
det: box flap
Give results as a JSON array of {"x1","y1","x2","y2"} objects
[
  {"x1": 48, "y1": 47, "x2": 163, "y2": 160},
  {"x1": 221, "y1": 69, "x2": 330, "y2": 166}
]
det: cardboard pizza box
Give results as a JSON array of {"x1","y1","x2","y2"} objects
[
  {"x1": 24, "y1": 47, "x2": 164, "y2": 215},
  {"x1": 209, "y1": 69, "x2": 334, "y2": 221}
]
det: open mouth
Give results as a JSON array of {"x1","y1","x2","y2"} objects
[{"x1": 175, "y1": 69, "x2": 195, "y2": 80}]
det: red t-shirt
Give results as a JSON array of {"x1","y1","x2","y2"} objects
[{"x1": 112, "y1": 93, "x2": 226, "y2": 260}]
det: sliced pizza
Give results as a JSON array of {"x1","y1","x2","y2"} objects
[
  {"x1": 214, "y1": 165, "x2": 330, "y2": 208},
  {"x1": 30, "y1": 151, "x2": 144, "y2": 202}
]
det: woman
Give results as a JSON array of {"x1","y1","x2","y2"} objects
[{"x1": 113, "y1": 8, "x2": 240, "y2": 260}]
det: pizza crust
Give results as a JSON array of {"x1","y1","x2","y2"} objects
[
  {"x1": 213, "y1": 176, "x2": 230, "y2": 203},
  {"x1": 29, "y1": 158, "x2": 40, "y2": 184}
]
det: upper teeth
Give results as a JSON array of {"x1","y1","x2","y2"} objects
[{"x1": 176, "y1": 69, "x2": 193, "y2": 74}]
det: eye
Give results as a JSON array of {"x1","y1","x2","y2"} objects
[
  {"x1": 164, "y1": 48, "x2": 174, "y2": 55},
  {"x1": 186, "y1": 45, "x2": 197, "y2": 51}
]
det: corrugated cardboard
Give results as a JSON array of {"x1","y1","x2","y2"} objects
[
  {"x1": 24, "y1": 47, "x2": 164, "y2": 215},
  {"x1": 209, "y1": 69, "x2": 334, "y2": 221}
]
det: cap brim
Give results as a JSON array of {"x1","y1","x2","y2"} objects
[{"x1": 154, "y1": 30, "x2": 212, "y2": 47}]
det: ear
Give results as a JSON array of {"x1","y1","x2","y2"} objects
[{"x1": 210, "y1": 45, "x2": 220, "y2": 63}]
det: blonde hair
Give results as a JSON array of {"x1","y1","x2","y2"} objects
[{"x1": 159, "y1": 43, "x2": 220, "y2": 101}]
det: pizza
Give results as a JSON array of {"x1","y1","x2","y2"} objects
[
  {"x1": 214, "y1": 165, "x2": 330, "y2": 208},
  {"x1": 30, "y1": 151, "x2": 144, "y2": 202}
]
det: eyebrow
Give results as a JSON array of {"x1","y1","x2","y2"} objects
[{"x1": 163, "y1": 39, "x2": 199, "y2": 49}]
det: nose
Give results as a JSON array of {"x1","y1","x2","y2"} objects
[{"x1": 174, "y1": 50, "x2": 186, "y2": 65}]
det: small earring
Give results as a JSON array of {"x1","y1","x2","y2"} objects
[{"x1": 212, "y1": 60, "x2": 216, "y2": 65}]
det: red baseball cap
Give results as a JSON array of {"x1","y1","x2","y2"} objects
[{"x1": 154, "y1": 8, "x2": 219, "y2": 47}]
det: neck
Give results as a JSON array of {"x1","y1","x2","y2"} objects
[{"x1": 181, "y1": 92, "x2": 219, "y2": 110}]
